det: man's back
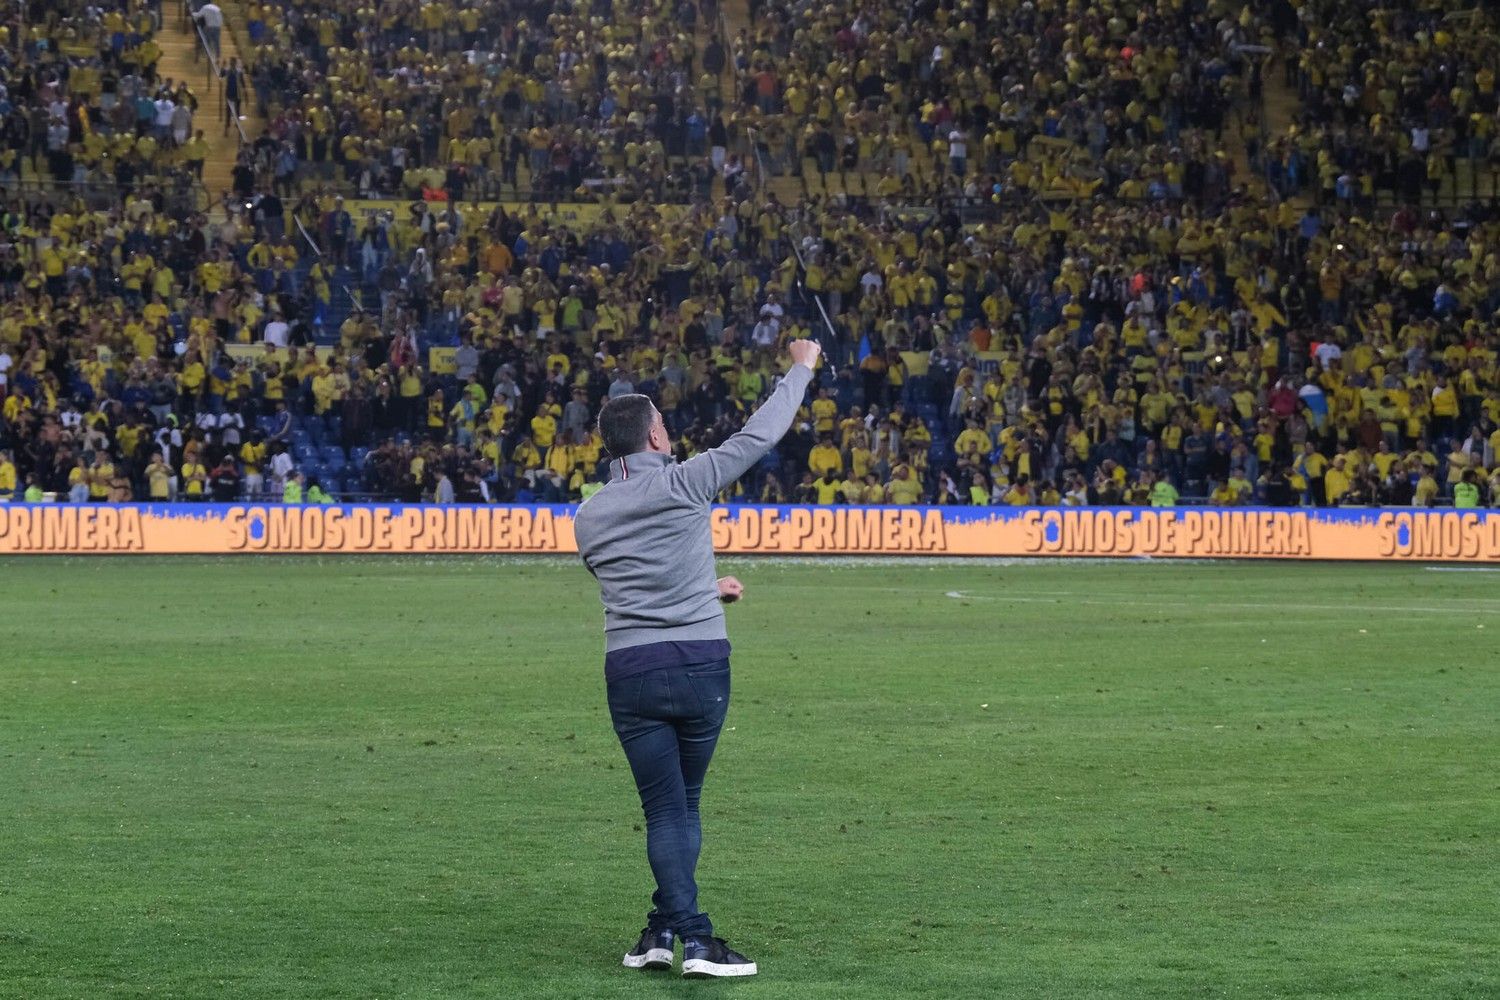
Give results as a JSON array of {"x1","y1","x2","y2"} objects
[
  {"x1": 575, "y1": 454, "x2": 724, "y2": 649},
  {"x1": 576, "y1": 363, "x2": 813, "y2": 674}
]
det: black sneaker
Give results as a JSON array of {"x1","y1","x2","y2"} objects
[
  {"x1": 622, "y1": 927, "x2": 674, "y2": 970},
  {"x1": 681, "y1": 937, "x2": 757, "y2": 978}
]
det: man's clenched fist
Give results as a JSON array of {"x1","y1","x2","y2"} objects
[{"x1": 788, "y1": 339, "x2": 822, "y2": 370}]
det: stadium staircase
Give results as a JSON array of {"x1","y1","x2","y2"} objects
[
  {"x1": 1261, "y1": 57, "x2": 1299, "y2": 153},
  {"x1": 1259, "y1": 51, "x2": 1308, "y2": 209},
  {"x1": 717, "y1": 0, "x2": 779, "y2": 201},
  {"x1": 1261, "y1": 51, "x2": 1496, "y2": 206},
  {"x1": 155, "y1": 3, "x2": 262, "y2": 201},
  {"x1": 699, "y1": 2, "x2": 735, "y2": 202}
]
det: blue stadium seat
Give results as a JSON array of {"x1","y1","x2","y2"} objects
[
  {"x1": 290, "y1": 428, "x2": 312, "y2": 447},
  {"x1": 349, "y1": 446, "x2": 370, "y2": 468},
  {"x1": 322, "y1": 449, "x2": 347, "y2": 473},
  {"x1": 292, "y1": 443, "x2": 317, "y2": 462},
  {"x1": 906, "y1": 375, "x2": 933, "y2": 405},
  {"x1": 304, "y1": 420, "x2": 325, "y2": 446}
]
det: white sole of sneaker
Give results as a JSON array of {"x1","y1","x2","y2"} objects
[
  {"x1": 622, "y1": 948, "x2": 673, "y2": 970},
  {"x1": 682, "y1": 959, "x2": 758, "y2": 978}
]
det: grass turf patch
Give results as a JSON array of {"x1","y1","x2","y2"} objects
[{"x1": 1, "y1": 557, "x2": 1496, "y2": 999}]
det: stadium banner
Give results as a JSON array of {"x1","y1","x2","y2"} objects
[{"x1": 2, "y1": 504, "x2": 1500, "y2": 561}]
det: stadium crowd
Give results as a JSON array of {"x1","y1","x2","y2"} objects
[
  {"x1": 0, "y1": 0, "x2": 214, "y2": 193},
  {"x1": 234, "y1": 0, "x2": 735, "y2": 203},
  {"x1": 1265, "y1": 0, "x2": 1500, "y2": 206},
  {"x1": 3, "y1": 0, "x2": 1500, "y2": 511},
  {"x1": 729, "y1": 0, "x2": 1266, "y2": 209}
]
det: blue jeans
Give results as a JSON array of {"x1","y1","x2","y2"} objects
[{"x1": 606, "y1": 659, "x2": 730, "y2": 940}]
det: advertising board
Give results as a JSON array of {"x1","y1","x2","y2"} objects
[{"x1": 1, "y1": 504, "x2": 1496, "y2": 561}]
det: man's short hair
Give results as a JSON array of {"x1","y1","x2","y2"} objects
[{"x1": 598, "y1": 394, "x2": 655, "y2": 458}]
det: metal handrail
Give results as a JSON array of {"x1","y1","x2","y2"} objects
[
  {"x1": 188, "y1": 15, "x2": 221, "y2": 95},
  {"x1": 712, "y1": 2, "x2": 837, "y2": 345},
  {"x1": 226, "y1": 98, "x2": 249, "y2": 144},
  {"x1": 716, "y1": 8, "x2": 738, "y2": 109},
  {"x1": 217, "y1": 0, "x2": 264, "y2": 119},
  {"x1": 758, "y1": 140, "x2": 840, "y2": 347},
  {"x1": 294, "y1": 214, "x2": 323, "y2": 257},
  {"x1": 186, "y1": 0, "x2": 251, "y2": 147},
  {"x1": 783, "y1": 215, "x2": 841, "y2": 347},
  {"x1": 717, "y1": 7, "x2": 758, "y2": 171},
  {"x1": 745, "y1": 126, "x2": 770, "y2": 194}
]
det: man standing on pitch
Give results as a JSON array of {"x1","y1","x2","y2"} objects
[{"x1": 575, "y1": 339, "x2": 821, "y2": 978}]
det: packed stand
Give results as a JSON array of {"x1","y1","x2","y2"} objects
[
  {"x1": 1266, "y1": 0, "x2": 1500, "y2": 204},
  {"x1": 4, "y1": 168, "x2": 1500, "y2": 510},
  {"x1": 234, "y1": 0, "x2": 739, "y2": 203},
  {"x1": 0, "y1": 185, "x2": 814, "y2": 505},
  {"x1": 727, "y1": 0, "x2": 1266, "y2": 207},
  {"x1": 4, "y1": 0, "x2": 1500, "y2": 510},
  {"x1": 764, "y1": 189, "x2": 1500, "y2": 509},
  {"x1": 0, "y1": 0, "x2": 212, "y2": 201}
]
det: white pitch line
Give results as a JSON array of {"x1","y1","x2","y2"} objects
[
  {"x1": 816, "y1": 585, "x2": 1498, "y2": 616},
  {"x1": 937, "y1": 592, "x2": 1498, "y2": 616},
  {"x1": 779, "y1": 581, "x2": 1500, "y2": 615},
  {"x1": 1006, "y1": 586, "x2": 1500, "y2": 606},
  {"x1": 1424, "y1": 566, "x2": 1500, "y2": 573}
]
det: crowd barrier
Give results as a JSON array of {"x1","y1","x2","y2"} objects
[{"x1": 1, "y1": 504, "x2": 1499, "y2": 561}]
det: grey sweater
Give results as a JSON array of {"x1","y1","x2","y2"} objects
[{"x1": 575, "y1": 364, "x2": 813, "y2": 679}]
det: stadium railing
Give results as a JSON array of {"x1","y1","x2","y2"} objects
[
  {"x1": 183, "y1": 2, "x2": 250, "y2": 145},
  {"x1": 294, "y1": 214, "x2": 323, "y2": 258},
  {"x1": 782, "y1": 205, "x2": 843, "y2": 350},
  {"x1": 239, "y1": 176, "x2": 709, "y2": 205},
  {"x1": 717, "y1": 6, "x2": 763, "y2": 178},
  {"x1": 2, "y1": 177, "x2": 208, "y2": 217},
  {"x1": 181, "y1": 1, "x2": 221, "y2": 105},
  {"x1": 713, "y1": 11, "x2": 841, "y2": 354},
  {"x1": 225, "y1": 97, "x2": 249, "y2": 144},
  {"x1": 735, "y1": 119, "x2": 841, "y2": 348}
]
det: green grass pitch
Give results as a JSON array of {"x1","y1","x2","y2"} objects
[{"x1": 2, "y1": 557, "x2": 1497, "y2": 999}]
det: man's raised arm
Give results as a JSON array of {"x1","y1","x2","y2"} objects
[{"x1": 673, "y1": 340, "x2": 822, "y2": 503}]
